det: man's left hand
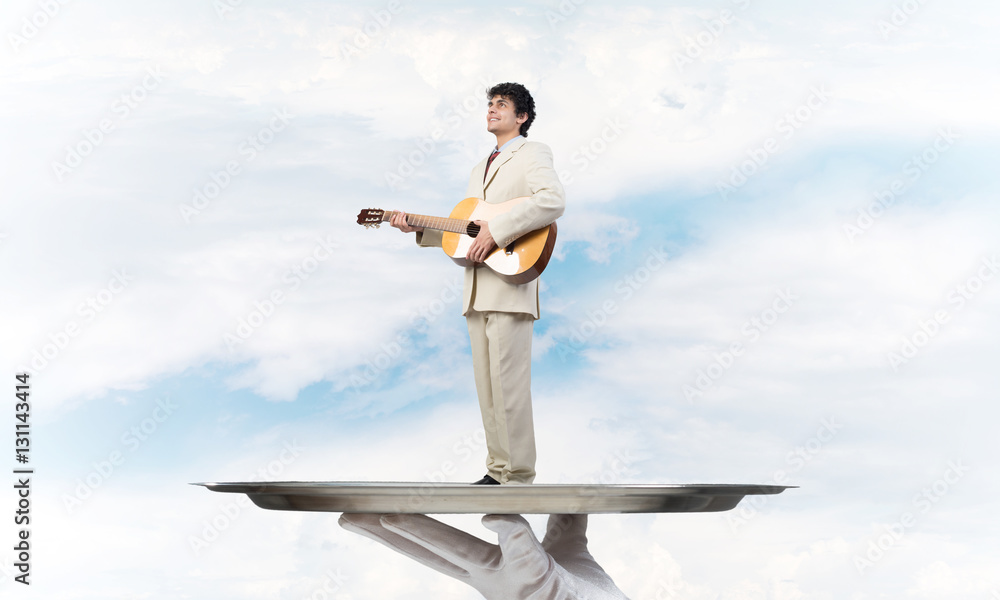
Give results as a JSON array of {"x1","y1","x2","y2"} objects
[{"x1": 467, "y1": 220, "x2": 498, "y2": 263}]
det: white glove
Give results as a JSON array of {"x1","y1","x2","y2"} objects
[{"x1": 339, "y1": 513, "x2": 630, "y2": 600}]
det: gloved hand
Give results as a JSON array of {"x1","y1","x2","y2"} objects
[{"x1": 339, "y1": 513, "x2": 630, "y2": 599}]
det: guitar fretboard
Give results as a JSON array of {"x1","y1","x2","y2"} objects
[{"x1": 384, "y1": 211, "x2": 475, "y2": 235}]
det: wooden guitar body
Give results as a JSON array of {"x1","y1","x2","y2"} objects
[{"x1": 440, "y1": 197, "x2": 557, "y2": 285}]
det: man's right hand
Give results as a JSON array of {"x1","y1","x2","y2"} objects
[
  {"x1": 390, "y1": 211, "x2": 423, "y2": 233},
  {"x1": 339, "y1": 513, "x2": 631, "y2": 599}
]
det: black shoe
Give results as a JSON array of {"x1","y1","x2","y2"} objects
[{"x1": 472, "y1": 474, "x2": 500, "y2": 485}]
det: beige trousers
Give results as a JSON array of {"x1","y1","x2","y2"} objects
[{"x1": 465, "y1": 310, "x2": 537, "y2": 484}]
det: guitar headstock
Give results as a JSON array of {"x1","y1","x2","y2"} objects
[{"x1": 357, "y1": 208, "x2": 386, "y2": 228}]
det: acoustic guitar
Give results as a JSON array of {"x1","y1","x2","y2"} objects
[{"x1": 356, "y1": 196, "x2": 557, "y2": 285}]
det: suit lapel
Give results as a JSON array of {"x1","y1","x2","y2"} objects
[{"x1": 483, "y1": 138, "x2": 526, "y2": 196}]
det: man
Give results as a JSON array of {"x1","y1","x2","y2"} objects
[{"x1": 390, "y1": 82, "x2": 565, "y2": 484}]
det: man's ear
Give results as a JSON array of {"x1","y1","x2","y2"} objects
[{"x1": 516, "y1": 111, "x2": 528, "y2": 124}]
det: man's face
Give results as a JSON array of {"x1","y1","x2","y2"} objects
[{"x1": 486, "y1": 95, "x2": 526, "y2": 138}]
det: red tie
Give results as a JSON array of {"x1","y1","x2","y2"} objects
[{"x1": 483, "y1": 149, "x2": 500, "y2": 182}]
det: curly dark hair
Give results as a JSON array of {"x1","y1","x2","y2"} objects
[{"x1": 487, "y1": 82, "x2": 536, "y2": 137}]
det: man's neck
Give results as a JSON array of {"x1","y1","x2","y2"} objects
[{"x1": 494, "y1": 132, "x2": 521, "y2": 150}]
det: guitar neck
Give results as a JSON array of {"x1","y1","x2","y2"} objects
[{"x1": 385, "y1": 211, "x2": 474, "y2": 235}]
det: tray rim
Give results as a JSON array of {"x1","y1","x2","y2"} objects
[
  {"x1": 193, "y1": 481, "x2": 793, "y2": 514},
  {"x1": 195, "y1": 481, "x2": 793, "y2": 493}
]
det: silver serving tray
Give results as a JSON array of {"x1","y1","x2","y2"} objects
[{"x1": 196, "y1": 482, "x2": 791, "y2": 514}]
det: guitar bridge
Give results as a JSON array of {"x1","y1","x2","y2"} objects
[{"x1": 504, "y1": 243, "x2": 514, "y2": 255}]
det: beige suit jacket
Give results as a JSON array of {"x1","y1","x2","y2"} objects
[{"x1": 417, "y1": 138, "x2": 565, "y2": 318}]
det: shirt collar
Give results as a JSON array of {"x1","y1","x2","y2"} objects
[{"x1": 494, "y1": 135, "x2": 524, "y2": 154}]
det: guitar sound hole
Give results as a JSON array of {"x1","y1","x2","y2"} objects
[{"x1": 466, "y1": 224, "x2": 481, "y2": 237}]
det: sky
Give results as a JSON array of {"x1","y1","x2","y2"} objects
[{"x1": 2, "y1": 0, "x2": 999, "y2": 598}]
